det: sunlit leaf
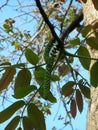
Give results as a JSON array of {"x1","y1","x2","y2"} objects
[
  {"x1": 62, "y1": 81, "x2": 75, "y2": 97},
  {"x1": 76, "y1": 89, "x2": 83, "y2": 113},
  {"x1": 25, "y1": 48, "x2": 39, "y2": 65},
  {"x1": 69, "y1": 37, "x2": 81, "y2": 46},
  {"x1": 79, "y1": 85, "x2": 90, "y2": 99},
  {"x1": 3, "y1": 23, "x2": 12, "y2": 33},
  {"x1": 86, "y1": 37, "x2": 98, "y2": 50},
  {"x1": 77, "y1": 46, "x2": 91, "y2": 70},
  {"x1": 70, "y1": 99, "x2": 77, "y2": 118},
  {"x1": 0, "y1": 100, "x2": 25, "y2": 123},
  {"x1": 27, "y1": 103, "x2": 46, "y2": 130},
  {"x1": 90, "y1": 61, "x2": 98, "y2": 87},
  {"x1": 0, "y1": 67, "x2": 16, "y2": 92},
  {"x1": 14, "y1": 68, "x2": 31, "y2": 92},
  {"x1": 13, "y1": 85, "x2": 37, "y2": 99},
  {"x1": 23, "y1": 116, "x2": 34, "y2": 130},
  {"x1": 5, "y1": 116, "x2": 20, "y2": 130},
  {"x1": 81, "y1": 25, "x2": 92, "y2": 37}
]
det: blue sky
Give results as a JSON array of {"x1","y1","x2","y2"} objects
[{"x1": 0, "y1": 1, "x2": 89, "y2": 130}]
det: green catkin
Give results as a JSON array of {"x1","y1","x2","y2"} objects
[
  {"x1": 44, "y1": 38, "x2": 55, "y2": 64},
  {"x1": 43, "y1": 38, "x2": 58, "y2": 99}
]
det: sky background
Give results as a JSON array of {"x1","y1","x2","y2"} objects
[{"x1": 0, "y1": 1, "x2": 89, "y2": 130}]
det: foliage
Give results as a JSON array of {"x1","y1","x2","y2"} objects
[{"x1": 0, "y1": 0, "x2": 98, "y2": 129}]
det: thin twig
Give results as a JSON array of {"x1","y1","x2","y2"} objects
[{"x1": 0, "y1": 0, "x2": 9, "y2": 9}]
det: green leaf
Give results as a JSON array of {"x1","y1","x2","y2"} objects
[
  {"x1": 77, "y1": 46, "x2": 91, "y2": 70},
  {"x1": 3, "y1": 23, "x2": 9, "y2": 29},
  {"x1": 34, "y1": 67, "x2": 45, "y2": 85},
  {"x1": 5, "y1": 116, "x2": 20, "y2": 130},
  {"x1": 25, "y1": 48, "x2": 39, "y2": 65},
  {"x1": 90, "y1": 61, "x2": 98, "y2": 87},
  {"x1": 76, "y1": 89, "x2": 83, "y2": 113},
  {"x1": 27, "y1": 103, "x2": 46, "y2": 130},
  {"x1": 62, "y1": 81, "x2": 75, "y2": 97},
  {"x1": 86, "y1": 37, "x2": 98, "y2": 50},
  {"x1": 13, "y1": 85, "x2": 37, "y2": 99},
  {"x1": 0, "y1": 100, "x2": 25, "y2": 123},
  {"x1": 23, "y1": 116, "x2": 34, "y2": 130},
  {"x1": 39, "y1": 88, "x2": 57, "y2": 103},
  {"x1": 79, "y1": 85, "x2": 90, "y2": 99},
  {"x1": 3, "y1": 23, "x2": 12, "y2": 33},
  {"x1": 45, "y1": 91, "x2": 57, "y2": 103},
  {"x1": 14, "y1": 68, "x2": 31, "y2": 92},
  {"x1": 81, "y1": 25, "x2": 92, "y2": 37},
  {"x1": 70, "y1": 99, "x2": 77, "y2": 118},
  {"x1": 51, "y1": 74, "x2": 60, "y2": 81},
  {"x1": 0, "y1": 67, "x2": 16, "y2": 92},
  {"x1": 69, "y1": 37, "x2": 81, "y2": 46}
]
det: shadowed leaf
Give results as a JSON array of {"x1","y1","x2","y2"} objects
[
  {"x1": 81, "y1": 25, "x2": 92, "y2": 37},
  {"x1": 77, "y1": 46, "x2": 91, "y2": 70},
  {"x1": 51, "y1": 74, "x2": 60, "y2": 81},
  {"x1": 34, "y1": 67, "x2": 45, "y2": 85},
  {"x1": 86, "y1": 37, "x2": 98, "y2": 50},
  {"x1": 0, "y1": 100, "x2": 25, "y2": 123},
  {"x1": 79, "y1": 85, "x2": 90, "y2": 99},
  {"x1": 62, "y1": 81, "x2": 75, "y2": 97},
  {"x1": 27, "y1": 103, "x2": 46, "y2": 130},
  {"x1": 14, "y1": 68, "x2": 31, "y2": 92},
  {"x1": 70, "y1": 99, "x2": 77, "y2": 118},
  {"x1": 76, "y1": 89, "x2": 83, "y2": 113},
  {"x1": 23, "y1": 116, "x2": 34, "y2": 130},
  {"x1": 5, "y1": 116, "x2": 20, "y2": 130},
  {"x1": 90, "y1": 61, "x2": 98, "y2": 87},
  {"x1": 13, "y1": 85, "x2": 37, "y2": 99}
]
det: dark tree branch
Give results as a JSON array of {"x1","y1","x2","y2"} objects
[
  {"x1": 61, "y1": 12, "x2": 83, "y2": 41},
  {"x1": 35, "y1": 0, "x2": 64, "y2": 48},
  {"x1": 35, "y1": 0, "x2": 83, "y2": 48}
]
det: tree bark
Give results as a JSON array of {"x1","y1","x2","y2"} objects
[{"x1": 80, "y1": 0, "x2": 98, "y2": 130}]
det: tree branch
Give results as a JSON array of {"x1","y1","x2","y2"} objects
[
  {"x1": 61, "y1": 12, "x2": 83, "y2": 41},
  {"x1": 35, "y1": 0, "x2": 64, "y2": 48},
  {"x1": 0, "y1": 0, "x2": 9, "y2": 10},
  {"x1": 35, "y1": 0, "x2": 83, "y2": 48}
]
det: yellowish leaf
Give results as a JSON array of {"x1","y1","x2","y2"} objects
[{"x1": 0, "y1": 67, "x2": 16, "y2": 92}]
